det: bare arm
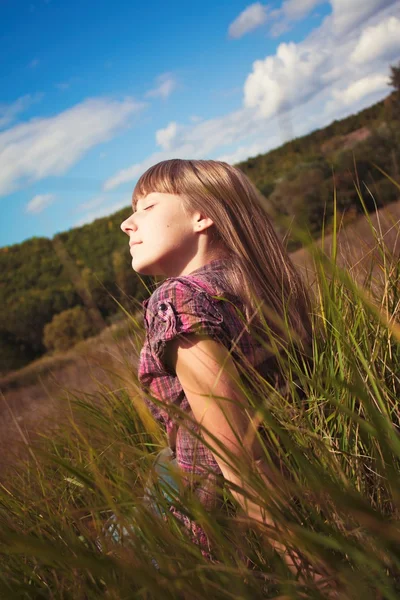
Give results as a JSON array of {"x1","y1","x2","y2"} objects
[
  {"x1": 166, "y1": 334, "x2": 337, "y2": 591},
  {"x1": 166, "y1": 334, "x2": 286, "y2": 543}
]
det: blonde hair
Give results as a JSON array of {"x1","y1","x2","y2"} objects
[{"x1": 132, "y1": 159, "x2": 312, "y2": 351}]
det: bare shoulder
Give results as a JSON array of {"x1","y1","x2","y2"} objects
[{"x1": 166, "y1": 333, "x2": 240, "y2": 387}]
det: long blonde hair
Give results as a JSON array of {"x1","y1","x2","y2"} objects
[{"x1": 132, "y1": 159, "x2": 312, "y2": 350}]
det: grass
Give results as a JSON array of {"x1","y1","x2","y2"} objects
[{"x1": 0, "y1": 194, "x2": 399, "y2": 599}]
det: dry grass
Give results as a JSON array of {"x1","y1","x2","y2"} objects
[
  {"x1": 292, "y1": 198, "x2": 400, "y2": 291},
  {"x1": 0, "y1": 319, "x2": 142, "y2": 477},
  {"x1": 0, "y1": 196, "x2": 399, "y2": 598},
  {"x1": 1, "y1": 199, "x2": 399, "y2": 478}
]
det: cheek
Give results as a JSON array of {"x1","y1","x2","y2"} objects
[
  {"x1": 160, "y1": 216, "x2": 184, "y2": 232},
  {"x1": 151, "y1": 211, "x2": 191, "y2": 239}
]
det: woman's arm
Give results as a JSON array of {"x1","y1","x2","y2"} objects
[
  {"x1": 165, "y1": 334, "x2": 285, "y2": 538},
  {"x1": 166, "y1": 334, "x2": 336, "y2": 590}
]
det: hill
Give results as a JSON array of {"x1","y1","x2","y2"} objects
[
  {"x1": 1, "y1": 198, "x2": 399, "y2": 476},
  {"x1": 1, "y1": 93, "x2": 399, "y2": 373}
]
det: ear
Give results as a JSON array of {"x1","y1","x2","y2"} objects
[{"x1": 193, "y1": 211, "x2": 214, "y2": 233}]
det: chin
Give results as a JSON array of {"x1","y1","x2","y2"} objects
[{"x1": 131, "y1": 258, "x2": 156, "y2": 276}]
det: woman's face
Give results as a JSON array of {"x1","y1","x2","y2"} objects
[{"x1": 120, "y1": 192, "x2": 203, "y2": 277}]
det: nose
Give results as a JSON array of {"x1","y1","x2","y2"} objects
[{"x1": 120, "y1": 214, "x2": 138, "y2": 235}]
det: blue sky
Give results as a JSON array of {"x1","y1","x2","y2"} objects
[{"x1": 1, "y1": 0, "x2": 400, "y2": 247}]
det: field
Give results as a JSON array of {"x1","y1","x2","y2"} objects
[
  {"x1": 292, "y1": 198, "x2": 400, "y2": 288},
  {"x1": 0, "y1": 320, "x2": 141, "y2": 476},
  {"x1": 0, "y1": 199, "x2": 399, "y2": 599},
  {"x1": 1, "y1": 200, "x2": 399, "y2": 476}
]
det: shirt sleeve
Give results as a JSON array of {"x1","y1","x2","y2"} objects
[{"x1": 143, "y1": 277, "x2": 231, "y2": 375}]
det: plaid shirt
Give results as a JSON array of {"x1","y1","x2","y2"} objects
[{"x1": 138, "y1": 258, "x2": 285, "y2": 554}]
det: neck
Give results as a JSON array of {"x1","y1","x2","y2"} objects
[{"x1": 177, "y1": 251, "x2": 230, "y2": 276}]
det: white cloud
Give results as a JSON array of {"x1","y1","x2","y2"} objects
[
  {"x1": 145, "y1": 73, "x2": 177, "y2": 99},
  {"x1": 29, "y1": 58, "x2": 40, "y2": 69},
  {"x1": 104, "y1": 1, "x2": 400, "y2": 193},
  {"x1": 156, "y1": 121, "x2": 178, "y2": 150},
  {"x1": 75, "y1": 195, "x2": 106, "y2": 213},
  {"x1": 228, "y1": 3, "x2": 268, "y2": 39},
  {"x1": 104, "y1": 163, "x2": 144, "y2": 192},
  {"x1": 244, "y1": 41, "x2": 328, "y2": 118},
  {"x1": 329, "y1": 74, "x2": 389, "y2": 109},
  {"x1": 233, "y1": 0, "x2": 397, "y2": 39},
  {"x1": 75, "y1": 197, "x2": 128, "y2": 226},
  {"x1": 281, "y1": 0, "x2": 324, "y2": 20},
  {"x1": 269, "y1": 0, "x2": 325, "y2": 36},
  {"x1": 330, "y1": 0, "x2": 396, "y2": 35},
  {"x1": 351, "y1": 16, "x2": 400, "y2": 64},
  {"x1": 0, "y1": 97, "x2": 145, "y2": 197},
  {"x1": 103, "y1": 106, "x2": 262, "y2": 191},
  {"x1": 0, "y1": 94, "x2": 43, "y2": 130},
  {"x1": 244, "y1": 2, "x2": 400, "y2": 119},
  {"x1": 215, "y1": 139, "x2": 278, "y2": 164},
  {"x1": 26, "y1": 193, "x2": 55, "y2": 214}
]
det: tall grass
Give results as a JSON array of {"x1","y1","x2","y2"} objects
[{"x1": 0, "y1": 197, "x2": 399, "y2": 599}]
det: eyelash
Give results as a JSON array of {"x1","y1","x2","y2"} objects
[{"x1": 133, "y1": 205, "x2": 154, "y2": 215}]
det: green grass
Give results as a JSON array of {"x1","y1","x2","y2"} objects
[{"x1": 0, "y1": 195, "x2": 399, "y2": 599}]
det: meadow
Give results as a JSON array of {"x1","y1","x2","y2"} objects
[{"x1": 0, "y1": 189, "x2": 399, "y2": 599}]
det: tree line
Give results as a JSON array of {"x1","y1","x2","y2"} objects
[{"x1": 1, "y1": 64, "x2": 399, "y2": 373}]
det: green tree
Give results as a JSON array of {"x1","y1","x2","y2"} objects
[
  {"x1": 43, "y1": 306, "x2": 100, "y2": 353},
  {"x1": 386, "y1": 61, "x2": 400, "y2": 121},
  {"x1": 389, "y1": 61, "x2": 400, "y2": 95}
]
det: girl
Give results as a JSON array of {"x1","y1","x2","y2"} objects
[{"x1": 120, "y1": 159, "x2": 315, "y2": 578}]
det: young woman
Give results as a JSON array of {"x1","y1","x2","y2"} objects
[{"x1": 120, "y1": 159, "x2": 315, "y2": 578}]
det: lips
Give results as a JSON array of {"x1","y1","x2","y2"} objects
[{"x1": 129, "y1": 241, "x2": 142, "y2": 248}]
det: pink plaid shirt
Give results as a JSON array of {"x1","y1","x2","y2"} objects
[{"x1": 138, "y1": 258, "x2": 288, "y2": 555}]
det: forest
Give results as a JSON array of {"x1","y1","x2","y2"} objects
[{"x1": 1, "y1": 64, "x2": 399, "y2": 374}]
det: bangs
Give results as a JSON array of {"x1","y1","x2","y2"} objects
[{"x1": 132, "y1": 159, "x2": 189, "y2": 209}]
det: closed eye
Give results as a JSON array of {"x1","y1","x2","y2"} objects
[{"x1": 132, "y1": 204, "x2": 154, "y2": 215}]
